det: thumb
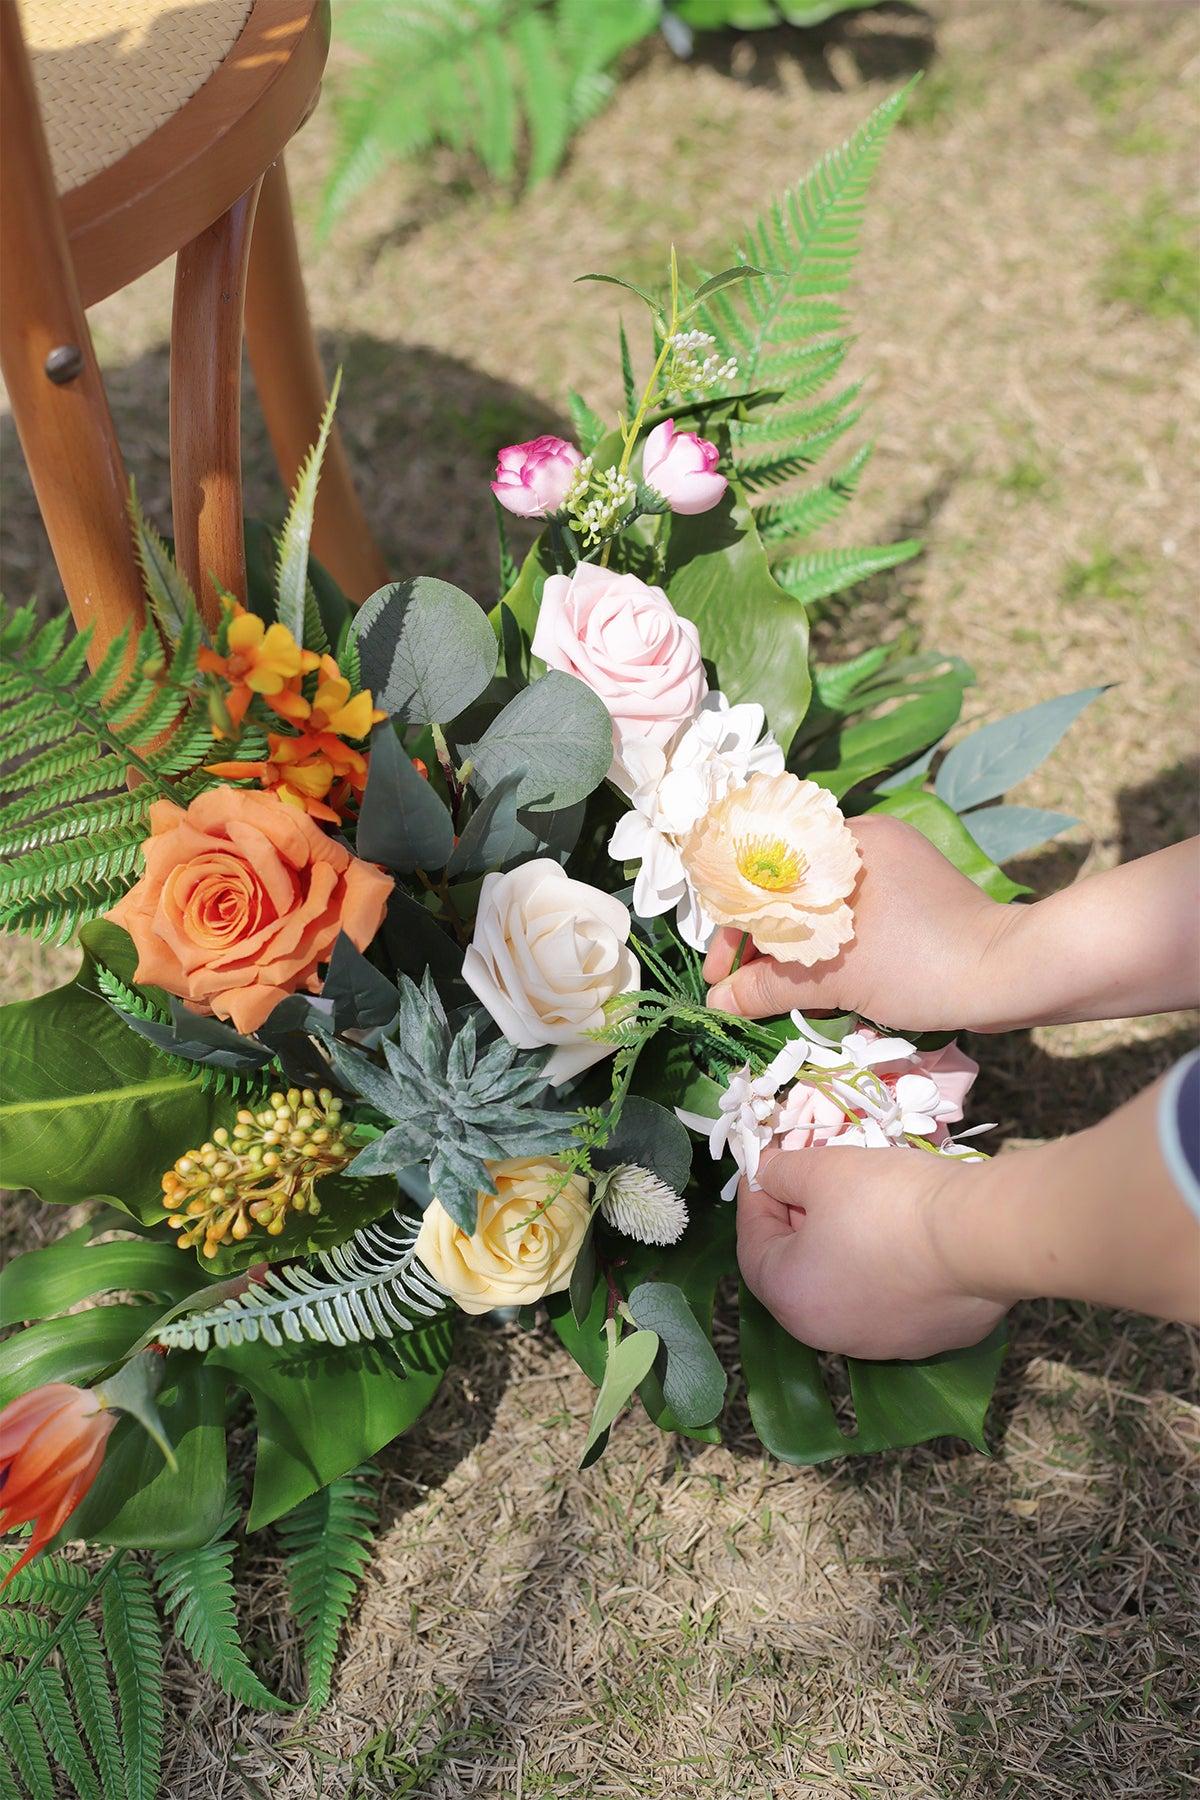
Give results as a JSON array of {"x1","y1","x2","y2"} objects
[{"x1": 708, "y1": 950, "x2": 841, "y2": 1020}]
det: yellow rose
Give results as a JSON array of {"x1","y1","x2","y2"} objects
[{"x1": 414, "y1": 1157, "x2": 591, "y2": 1315}]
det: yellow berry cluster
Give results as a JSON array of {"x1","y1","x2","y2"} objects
[{"x1": 162, "y1": 1088, "x2": 352, "y2": 1258}]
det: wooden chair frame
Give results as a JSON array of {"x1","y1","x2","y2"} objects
[{"x1": 0, "y1": 0, "x2": 387, "y2": 668}]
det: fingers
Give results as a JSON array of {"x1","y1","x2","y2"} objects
[
  {"x1": 707, "y1": 949, "x2": 844, "y2": 1019},
  {"x1": 702, "y1": 928, "x2": 760, "y2": 985},
  {"x1": 735, "y1": 1178, "x2": 795, "y2": 1288}
]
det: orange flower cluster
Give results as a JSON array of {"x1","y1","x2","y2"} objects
[{"x1": 200, "y1": 605, "x2": 385, "y2": 821}]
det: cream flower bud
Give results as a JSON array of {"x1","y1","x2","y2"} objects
[
  {"x1": 414, "y1": 1157, "x2": 590, "y2": 1314},
  {"x1": 463, "y1": 860, "x2": 638, "y2": 1085}
]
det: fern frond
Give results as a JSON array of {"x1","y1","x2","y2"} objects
[
  {"x1": 26, "y1": 1669, "x2": 100, "y2": 1800},
  {"x1": 276, "y1": 370, "x2": 342, "y2": 643},
  {"x1": 0, "y1": 597, "x2": 224, "y2": 944},
  {"x1": 129, "y1": 484, "x2": 199, "y2": 644},
  {"x1": 277, "y1": 1467, "x2": 378, "y2": 1712},
  {"x1": 0, "y1": 1703, "x2": 53, "y2": 1799},
  {"x1": 772, "y1": 539, "x2": 922, "y2": 606},
  {"x1": 155, "y1": 1495, "x2": 288, "y2": 1714},
  {"x1": 60, "y1": 1620, "x2": 123, "y2": 1800},
  {"x1": 0, "y1": 1552, "x2": 126, "y2": 1800},
  {"x1": 755, "y1": 443, "x2": 874, "y2": 544},
  {"x1": 158, "y1": 1211, "x2": 448, "y2": 1351},
  {"x1": 92, "y1": 964, "x2": 279, "y2": 1100},
  {"x1": 328, "y1": 0, "x2": 656, "y2": 213},
  {"x1": 567, "y1": 390, "x2": 606, "y2": 454},
  {"x1": 101, "y1": 1559, "x2": 162, "y2": 1800},
  {"x1": 691, "y1": 86, "x2": 914, "y2": 592}
]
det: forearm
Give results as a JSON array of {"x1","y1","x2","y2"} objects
[
  {"x1": 977, "y1": 841, "x2": 1200, "y2": 1030},
  {"x1": 929, "y1": 1078, "x2": 1200, "y2": 1323}
]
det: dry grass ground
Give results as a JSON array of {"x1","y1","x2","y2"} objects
[{"x1": 2, "y1": 2, "x2": 1199, "y2": 1795}]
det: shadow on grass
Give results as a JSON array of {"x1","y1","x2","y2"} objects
[
  {"x1": 0, "y1": 330, "x2": 568, "y2": 616},
  {"x1": 686, "y1": 2, "x2": 937, "y2": 96}
]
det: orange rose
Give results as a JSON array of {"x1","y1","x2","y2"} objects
[{"x1": 107, "y1": 789, "x2": 392, "y2": 1033}]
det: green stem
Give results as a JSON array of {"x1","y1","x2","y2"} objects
[
  {"x1": 600, "y1": 249, "x2": 680, "y2": 569},
  {"x1": 729, "y1": 932, "x2": 751, "y2": 975}
]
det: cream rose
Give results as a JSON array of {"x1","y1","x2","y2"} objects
[
  {"x1": 463, "y1": 860, "x2": 638, "y2": 1084},
  {"x1": 530, "y1": 561, "x2": 707, "y2": 780},
  {"x1": 415, "y1": 1157, "x2": 591, "y2": 1314}
]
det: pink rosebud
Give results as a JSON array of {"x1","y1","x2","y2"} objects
[
  {"x1": 491, "y1": 435, "x2": 583, "y2": 519},
  {"x1": 642, "y1": 420, "x2": 727, "y2": 516}
]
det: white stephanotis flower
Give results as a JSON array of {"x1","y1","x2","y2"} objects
[
  {"x1": 608, "y1": 693, "x2": 784, "y2": 949},
  {"x1": 677, "y1": 1062, "x2": 783, "y2": 1201}
]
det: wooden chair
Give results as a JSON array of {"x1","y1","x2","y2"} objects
[{"x1": 0, "y1": 0, "x2": 389, "y2": 669}]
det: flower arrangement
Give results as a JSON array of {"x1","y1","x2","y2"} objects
[{"x1": 0, "y1": 91, "x2": 1100, "y2": 1763}]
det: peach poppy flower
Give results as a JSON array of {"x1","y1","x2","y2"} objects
[
  {"x1": 680, "y1": 770, "x2": 860, "y2": 964},
  {"x1": 106, "y1": 788, "x2": 393, "y2": 1033},
  {"x1": 0, "y1": 1385, "x2": 117, "y2": 1588},
  {"x1": 197, "y1": 606, "x2": 320, "y2": 734}
]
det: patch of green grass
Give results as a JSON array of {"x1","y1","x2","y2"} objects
[
  {"x1": 1077, "y1": 54, "x2": 1173, "y2": 157},
  {"x1": 900, "y1": 64, "x2": 983, "y2": 133},
  {"x1": 1100, "y1": 193, "x2": 1200, "y2": 330},
  {"x1": 1062, "y1": 540, "x2": 1149, "y2": 608},
  {"x1": 996, "y1": 451, "x2": 1057, "y2": 501}
]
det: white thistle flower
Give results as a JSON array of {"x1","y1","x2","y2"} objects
[{"x1": 598, "y1": 1163, "x2": 689, "y2": 1245}]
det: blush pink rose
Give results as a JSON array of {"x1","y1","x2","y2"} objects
[
  {"x1": 531, "y1": 561, "x2": 707, "y2": 777},
  {"x1": 776, "y1": 1081, "x2": 859, "y2": 1150},
  {"x1": 491, "y1": 436, "x2": 582, "y2": 519},
  {"x1": 643, "y1": 420, "x2": 727, "y2": 515}
]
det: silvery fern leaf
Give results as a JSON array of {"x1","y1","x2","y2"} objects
[{"x1": 158, "y1": 1211, "x2": 447, "y2": 1351}]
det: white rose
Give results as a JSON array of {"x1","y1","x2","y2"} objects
[{"x1": 463, "y1": 859, "x2": 638, "y2": 1084}]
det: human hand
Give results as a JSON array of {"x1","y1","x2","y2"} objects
[
  {"x1": 704, "y1": 814, "x2": 1017, "y2": 1032},
  {"x1": 737, "y1": 1145, "x2": 1010, "y2": 1360}
]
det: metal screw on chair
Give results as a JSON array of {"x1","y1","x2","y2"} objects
[{"x1": 44, "y1": 343, "x2": 83, "y2": 384}]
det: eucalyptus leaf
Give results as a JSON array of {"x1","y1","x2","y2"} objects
[
  {"x1": 935, "y1": 686, "x2": 1108, "y2": 813},
  {"x1": 356, "y1": 723, "x2": 454, "y2": 872},
  {"x1": 351, "y1": 576, "x2": 497, "y2": 726},
  {"x1": 462, "y1": 671, "x2": 613, "y2": 813},
  {"x1": 959, "y1": 804, "x2": 1079, "y2": 865},
  {"x1": 579, "y1": 1324, "x2": 661, "y2": 1468},
  {"x1": 626, "y1": 1282, "x2": 726, "y2": 1427}
]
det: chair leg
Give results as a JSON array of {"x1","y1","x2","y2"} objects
[
  {"x1": 170, "y1": 180, "x2": 262, "y2": 631},
  {"x1": 245, "y1": 157, "x2": 389, "y2": 604},
  {"x1": 0, "y1": 0, "x2": 146, "y2": 668}
]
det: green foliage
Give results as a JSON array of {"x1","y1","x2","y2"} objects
[
  {"x1": 275, "y1": 372, "x2": 342, "y2": 644},
  {"x1": 157, "y1": 1210, "x2": 447, "y2": 1352},
  {"x1": 276, "y1": 1467, "x2": 379, "y2": 1711},
  {"x1": 740, "y1": 1284, "x2": 1007, "y2": 1463},
  {"x1": 0, "y1": 1549, "x2": 161, "y2": 1800},
  {"x1": 1061, "y1": 540, "x2": 1148, "y2": 607},
  {"x1": 351, "y1": 576, "x2": 498, "y2": 727},
  {"x1": 326, "y1": 0, "x2": 658, "y2": 219},
  {"x1": 0, "y1": 597, "x2": 225, "y2": 944},
  {"x1": 692, "y1": 86, "x2": 918, "y2": 601},
  {"x1": 331, "y1": 972, "x2": 580, "y2": 1230},
  {"x1": 1100, "y1": 191, "x2": 1199, "y2": 330},
  {"x1": 154, "y1": 1494, "x2": 287, "y2": 1714},
  {"x1": 0, "y1": 921, "x2": 229, "y2": 1220}
]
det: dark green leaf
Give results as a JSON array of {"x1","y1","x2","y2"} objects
[
  {"x1": 665, "y1": 481, "x2": 811, "y2": 754},
  {"x1": 597, "y1": 1095, "x2": 692, "y2": 1192},
  {"x1": 356, "y1": 722, "x2": 454, "y2": 872},
  {"x1": 0, "y1": 1236, "x2": 195, "y2": 1327},
  {"x1": 0, "y1": 923, "x2": 226, "y2": 1221},
  {"x1": 446, "y1": 766, "x2": 525, "y2": 877}
]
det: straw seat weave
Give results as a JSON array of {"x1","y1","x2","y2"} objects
[{"x1": 18, "y1": 0, "x2": 255, "y2": 194}]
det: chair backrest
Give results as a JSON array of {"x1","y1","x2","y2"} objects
[{"x1": 0, "y1": 0, "x2": 147, "y2": 665}]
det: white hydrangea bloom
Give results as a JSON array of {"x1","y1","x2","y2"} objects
[{"x1": 608, "y1": 693, "x2": 784, "y2": 950}]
